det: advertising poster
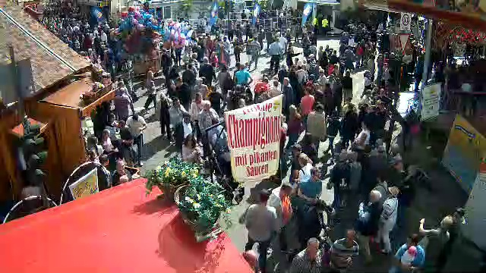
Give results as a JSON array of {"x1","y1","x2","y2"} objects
[
  {"x1": 462, "y1": 160, "x2": 486, "y2": 250},
  {"x1": 442, "y1": 115, "x2": 486, "y2": 192},
  {"x1": 224, "y1": 95, "x2": 283, "y2": 183},
  {"x1": 69, "y1": 168, "x2": 99, "y2": 200},
  {"x1": 421, "y1": 83, "x2": 441, "y2": 121}
]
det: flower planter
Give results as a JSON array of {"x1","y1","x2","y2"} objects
[
  {"x1": 157, "y1": 183, "x2": 183, "y2": 203},
  {"x1": 174, "y1": 185, "x2": 222, "y2": 242}
]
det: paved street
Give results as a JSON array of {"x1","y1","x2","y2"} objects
[{"x1": 129, "y1": 38, "x2": 479, "y2": 272}]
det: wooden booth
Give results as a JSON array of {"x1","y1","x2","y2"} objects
[
  {"x1": 0, "y1": 4, "x2": 91, "y2": 205},
  {"x1": 25, "y1": 77, "x2": 115, "y2": 201}
]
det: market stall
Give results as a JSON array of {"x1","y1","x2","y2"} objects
[
  {"x1": 25, "y1": 76, "x2": 115, "y2": 201},
  {"x1": 0, "y1": 179, "x2": 253, "y2": 273}
]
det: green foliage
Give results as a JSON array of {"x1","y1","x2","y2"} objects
[
  {"x1": 178, "y1": 0, "x2": 194, "y2": 17},
  {"x1": 258, "y1": 0, "x2": 268, "y2": 9},
  {"x1": 178, "y1": 176, "x2": 232, "y2": 231},
  {"x1": 144, "y1": 157, "x2": 200, "y2": 194}
]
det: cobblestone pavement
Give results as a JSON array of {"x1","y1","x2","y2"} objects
[{"x1": 131, "y1": 38, "x2": 479, "y2": 272}]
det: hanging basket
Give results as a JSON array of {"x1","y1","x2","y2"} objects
[{"x1": 174, "y1": 185, "x2": 222, "y2": 242}]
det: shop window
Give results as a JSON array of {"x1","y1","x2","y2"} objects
[{"x1": 163, "y1": 6, "x2": 171, "y2": 19}]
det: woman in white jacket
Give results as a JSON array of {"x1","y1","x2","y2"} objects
[{"x1": 377, "y1": 186, "x2": 400, "y2": 254}]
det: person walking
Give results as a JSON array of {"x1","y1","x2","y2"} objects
[
  {"x1": 268, "y1": 183, "x2": 294, "y2": 257},
  {"x1": 244, "y1": 189, "x2": 278, "y2": 273},
  {"x1": 247, "y1": 39, "x2": 261, "y2": 71},
  {"x1": 330, "y1": 229, "x2": 360, "y2": 273},
  {"x1": 268, "y1": 38, "x2": 283, "y2": 74},
  {"x1": 356, "y1": 190, "x2": 383, "y2": 263},
  {"x1": 143, "y1": 70, "x2": 157, "y2": 110},
  {"x1": 376, "y1": 187, "x2": 400, "y2": 254},
  {"x1": 306, "y1": 104, "x2": 327, "y2": 150},
  {"x1": 290, "y1": 238, "x2": 323, "y2": 273}
]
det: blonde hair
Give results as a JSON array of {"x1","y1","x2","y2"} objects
[
  {"x1": 298, "y1": 153, "x2": 311, "y2": 165},
  {"x1": 441, "y1": 215, "x2": 454, "y2": 229}
]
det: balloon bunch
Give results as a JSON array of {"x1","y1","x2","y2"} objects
[{"x1": 116, "y1": 2, "x2": 195, "y2": 55}]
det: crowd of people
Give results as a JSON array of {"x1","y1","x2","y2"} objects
[{"x1": 36, "y1": 5, "x2": 470, "y2": 273}]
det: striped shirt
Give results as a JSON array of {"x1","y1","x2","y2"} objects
[{"x1": 330, "y1": 238, "x2": 359, "y2": 270}]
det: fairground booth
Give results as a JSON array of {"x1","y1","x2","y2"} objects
[{"x1": 0, "y1": 5, "x2": 116, "y2": 211}]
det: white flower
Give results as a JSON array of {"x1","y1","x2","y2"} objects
[{"x1": 194, "y1": 203, "x2": 201, "y2": 209}]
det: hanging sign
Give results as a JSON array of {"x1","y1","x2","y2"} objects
[
  {"x1": 224, "y1": 95, "x2": 283, "y2": 183},
  {"x1": 421, "y1": 83, "x2": 441, "y2": 121},
  {"x1": 399, "y1": 33, "x2": 411, "y2": 54},
  {"x1": 400, "y1": 13, "x2": 412, "y2": 31},
  {"x1": 69, "y1": 168, "x2": 99, "y2": 200}
]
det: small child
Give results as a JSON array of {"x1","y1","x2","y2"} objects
[{"x1": 401, "y1": 246, "x2": 417, "y2": 266}]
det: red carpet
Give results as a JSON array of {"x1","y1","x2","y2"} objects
[{"x1": 0, "y1": 179, "x2": 253, "y2": 273}]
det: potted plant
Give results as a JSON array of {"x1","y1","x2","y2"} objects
[
  {"x1": 145, "y1": 157, "x2": 200, "y2": 202},
  {"x1": 175, "y1": 176, "x2": 232, "y2": 242}
]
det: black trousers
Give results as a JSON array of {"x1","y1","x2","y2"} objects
[
  {"x1": 144, "y1": 93, "x2": 156, "y2": 110},
  {"x1": 133, "y1": 134, "x2": 143, "y2": 165},
  {"x1": 270, "y1": 55, "x2": 280, "y2": 74}
]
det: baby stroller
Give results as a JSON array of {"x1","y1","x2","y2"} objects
[{"x1": 206, "y1": 123, "x2": 245, "y2": 204}]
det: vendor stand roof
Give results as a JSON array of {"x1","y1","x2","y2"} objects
[
  {"x1": 40, "y1": 77, "x2": 115, "y2": 117},
  {"x1": 0, "y1": 5, "x2": 90, "y2": 95},
  {"x1": 360, "y1": 0, "x2": 486, "y2": 33},
  {"x1": 0, "y1": 179, "x2": 253, "y2": 273}
]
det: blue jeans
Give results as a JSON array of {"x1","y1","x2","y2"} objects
[
  {"x1": 328, "y1": 136, "x2": 335, "y2": 155},
  {"x1": 286, "y1": 133, "x2": 299, "y2": 150},
  {"x1": 332, "y1": 186, "x2": 341, "y2": 210}
]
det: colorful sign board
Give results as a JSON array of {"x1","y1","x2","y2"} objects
[
  {"x1": 224, "y1": 95, "x2": 283, "y2": 183},
  {"x1": 442, "y1": 115, "x2": 486, "y2": 192},
  {"x1": 69, "y1": 168, "x2": 99, "y2": 200}
]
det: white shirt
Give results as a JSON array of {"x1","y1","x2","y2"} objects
[
  {"x1": 126, "y1": 116, "x2": 147, "y2": 138},
  {"x1": 355, "y1": 129, "x2": 370, "y2": 149},
  {"x1": 101, "y1": 32, "x2": 108, "y2": 43},
  {"x1": 183, "y1": 122, "x2": 193, "y2": 139}
]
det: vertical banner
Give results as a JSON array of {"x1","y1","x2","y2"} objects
[
  {"x1": 420, "y1": 83, "x2": 441, "y2": 121},
  {"x1": 209, "y1": 1, "x2": 219, "y2": 27},
  {"x1": 69, "y1": 168, "x2": 99, "y2": 200},
  {"x1": 301, "y1": 3, "x2": 313, "y2": 27},
  {"x1": 225, "y1": 95, "x2": 283, "y2": 183},
  {"x1": 252, "y1": 3, "x2": 261, "y2": 26}
]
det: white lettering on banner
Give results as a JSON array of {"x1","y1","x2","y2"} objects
[
  {"x1": 421, "y1": 83, "x2": 441, "y2": 121},
  {"x1": 225, "y1": 95, "x2": 283, "y2": 183}
]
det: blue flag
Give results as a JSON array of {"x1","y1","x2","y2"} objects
[
  {"x1": 301, "y1": 3, "x2": 313, "y2": 27},
  {"x1": 209, "y1": 1, "x2": 218, "y2": 27}
]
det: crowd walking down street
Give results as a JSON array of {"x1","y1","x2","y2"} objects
[{"x1": 4, "y1": 3, "x2": 482, "y2": 273}]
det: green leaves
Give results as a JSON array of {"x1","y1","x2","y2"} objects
[
  {"x1": 145, "y1": 157, "x2": 200, "y2": 193},
  {"x1": 178, "y1": 176, "x2": 232, "y2": 230}
]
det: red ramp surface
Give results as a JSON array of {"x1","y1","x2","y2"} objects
[{"x1": 0, "y1": 179, "x2": 252, "y2": 273}]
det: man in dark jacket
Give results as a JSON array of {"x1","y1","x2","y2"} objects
[
  {"x1": 199, "y1": 57, "x2": 216, "y2": 86},
  {"x1": 356, "y1": 190, "x2": 383, "y2": 263},
  {"x1": 176, "y1": 78, "x2": 192, "y2": 110},
  {"x1": 182, "y1": 64, "x2": 196, "y2": 86},
  {"x1": 330, "y1": 152, "x2": 350, "y2": 211}
]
